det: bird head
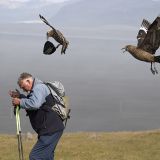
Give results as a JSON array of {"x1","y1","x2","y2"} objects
[{"x1": 46, "y1": 30, "x2": 53, "y2": 40}]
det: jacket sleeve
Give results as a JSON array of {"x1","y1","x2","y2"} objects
[
  {"x1": 19, "y1": 94, "x2": 27, "y2": 99},
  {"x1": 20, "y1": 84, "x2": 49, "y2": 110}
]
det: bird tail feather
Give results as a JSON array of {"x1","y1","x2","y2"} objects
[{"x1": 154, "y1": 55, "x2": 160, "y2": 63}]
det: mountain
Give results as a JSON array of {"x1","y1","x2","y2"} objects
[
  {"x1": 1, "y1": 0, "x2": 159, "y2": 27},
  {"x1": 51, "y1": 0, "x2": 160, "y2": 27}
]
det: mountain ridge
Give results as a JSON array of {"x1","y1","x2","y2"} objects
[{"x1": 51, "y1": 0, "x2": 160, "y2": 27}]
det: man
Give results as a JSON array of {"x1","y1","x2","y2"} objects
[{"x1": 9, "y1": 72, "x2": 64, "y2": 160}]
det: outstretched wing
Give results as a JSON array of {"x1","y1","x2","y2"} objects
[
  {"x1": 138, "y1": 16, "x2": 160, "y2": 54},
  {"x1": 39, "y1": 14, "x2": 65, "y2": 42},
  {"x1": 39, "y1": 14, "x2": 58, "y2": 34},
  {"x1": 137, "y1": 19, "x2": 151, "y2": 47},
  {"x1": 39, "y1": 14, "x2": 57, "y2": 33}
]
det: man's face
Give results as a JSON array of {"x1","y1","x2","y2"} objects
[{"x1": 19, "y1": 78, "x2": 32, "y2": 92}]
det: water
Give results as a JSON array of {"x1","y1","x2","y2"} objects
[{"x1": 0, "y1": 25, "x2": 160, "y2": 133}]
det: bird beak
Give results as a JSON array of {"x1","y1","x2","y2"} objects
[{"x1": 121, "y1": 47, "x2": 126, "y2": 53}]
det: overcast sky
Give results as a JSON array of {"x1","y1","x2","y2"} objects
[{"x1": 0, "y1": 0, "x2": 71, "y2": 9}]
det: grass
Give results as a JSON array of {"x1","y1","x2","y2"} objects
[{"x1": 1, "y1": 130, "x2": 160, "y2": 160}]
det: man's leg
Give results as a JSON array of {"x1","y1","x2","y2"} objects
[{"x1": 29, "y1": 130, "x2": 63, "y2": 160}]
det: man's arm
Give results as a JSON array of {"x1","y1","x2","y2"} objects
[{"x1": 20, "y1": 84, "x2": 49, "y2": 110}]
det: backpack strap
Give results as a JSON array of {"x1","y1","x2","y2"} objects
[
  {"x1": 44, "y1": 82, "x2": 65, "y2": 107},
  {"x1": 64, "y1": 109, "x2": 71, "y2": 128}
]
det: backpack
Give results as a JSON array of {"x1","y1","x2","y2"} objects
[{"x1": 45, "y1": 81, "x2": 71, "y2": 127}]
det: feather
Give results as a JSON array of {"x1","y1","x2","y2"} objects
[
  {"x1": 139, "y1": 16, "x2": 160, "y2": 54},
  {"x1": 141, "y1": 19, "x2": 151, "y2": 33},
  {"x1": 137, "y1": 19, "x2": 151, "y2": 47}
]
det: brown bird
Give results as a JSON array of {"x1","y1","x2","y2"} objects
[
  {"x1": 122, "y1": 16, "x2": 160, "y2": 74},
  {"x1": 39, "y1": 14, "x2": 69, "y2": 54}
]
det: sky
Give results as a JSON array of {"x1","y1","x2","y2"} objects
[
  {"x1": 0, "y1": 0, "x2": 71, "y2": 5},
  {"x1": 0, "y1": 0, "x2": 160, "y2": 134},
  {"x1": 0, "y1": 0, "x2": 71, "y2": 9}
]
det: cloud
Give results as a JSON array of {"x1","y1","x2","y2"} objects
[
  {"x1": 0, "y1": 0, "x2": 29, "y2": 9},
  {"x1": 42, "y1": 0, "x2": 71, "y2": 2},
  {"x1": 15, "y1": 20, "x2": 42, "y2": 24},
  {"x1": 0, "y1": 0, "x2": 71, "y2": 9}
]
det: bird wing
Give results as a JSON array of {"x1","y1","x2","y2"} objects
[
  {"x1": 39, "y1": 14, "x2": 66, "y2": 44},
  {"x1": 137, "y1": 19, "x2": 151, "y2": 47},
  {"x1": 39, "y1": 14, "x2": 58, "y2": 33},
  {"x1": 138, "y1": 16, "x2": 160, "y2": 54}
]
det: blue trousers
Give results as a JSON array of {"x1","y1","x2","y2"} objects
[{"x1": 29, "y1": 131, "x2": 63, "y2": 160}]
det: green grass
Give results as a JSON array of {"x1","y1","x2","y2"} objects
[{"x1": 1, "y1": 130, "x2": 160, "y2": 160}]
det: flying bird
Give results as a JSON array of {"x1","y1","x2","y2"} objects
[
  {"x1": 39, "y1": 14, "x2": 69, "y2": 54},
  {"x1": 122, "y1": 16, "x2": 160, "y2": 74}
]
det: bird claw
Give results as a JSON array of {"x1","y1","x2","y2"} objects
[
  {"x1": 151, "y1": 68, "x2": 158, "y2": 75},
  {"x1": 154, "y1": 67, "x2": 158, "y2": 74},
  {"x1": 155, "y1": 69, "x2": 158, "y2": 74},
  {"x1": 56, "y1": 44, "x2": 61, "y2": 49},
  {"x1": 151, "y1": 68, "x2": 155, "y2": 75}
]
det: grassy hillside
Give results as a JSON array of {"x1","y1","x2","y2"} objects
[{"x1": 1, "y1": 130, "x2": 160, "y2": 160}]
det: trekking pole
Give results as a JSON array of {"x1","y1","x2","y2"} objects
[{"x1": 15, "y1": 106, "x2": 24, "y2": 160}]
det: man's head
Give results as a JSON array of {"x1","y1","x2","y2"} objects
[{"x1": 17, "y1": 72, "x2": 33, "y2": 92}]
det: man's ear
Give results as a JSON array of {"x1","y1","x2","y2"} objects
[
  {"x1": 27, "y1": 78, "x2": 33, "y2": 87},
  {"x1": 26, "y1": 79, "x2": 31, "y2": 85}
]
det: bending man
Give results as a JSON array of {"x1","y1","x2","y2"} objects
[{"x1": 9, "y1": 72, "x2": 64, "y2": 160}]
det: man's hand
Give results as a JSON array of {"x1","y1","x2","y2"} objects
[
  {"x1": 12, "y1": 98, "x2": 20, "y2": 106},
  {"x1": 9, "y1": 89, "x2": 20, "y2": 98}
]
